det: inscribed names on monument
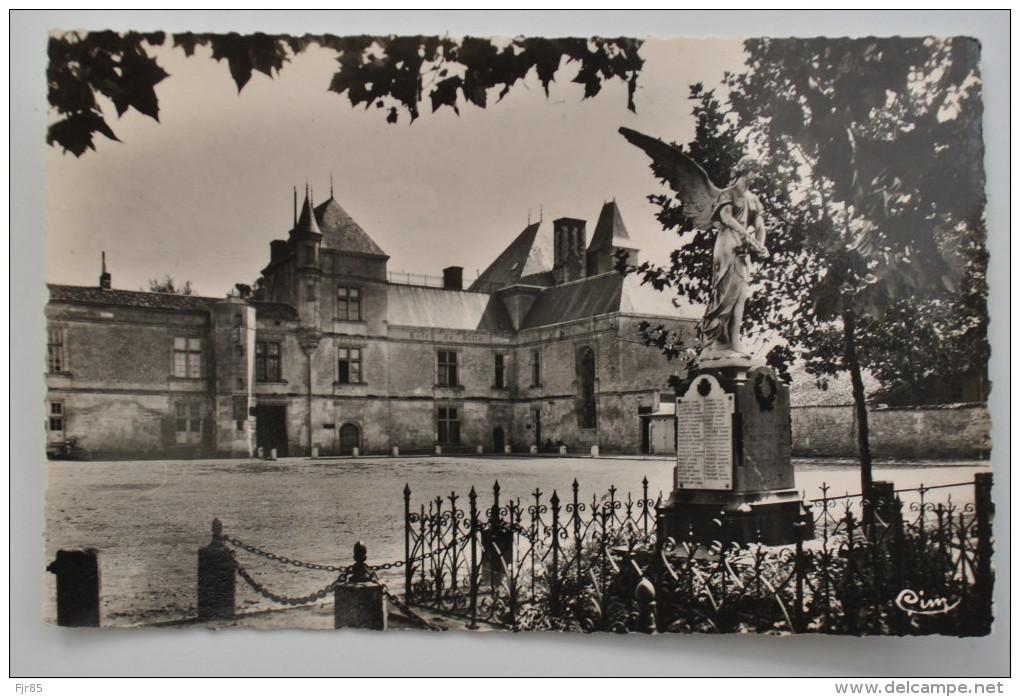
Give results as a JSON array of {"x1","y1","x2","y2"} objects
[{"x1": 676, "y1": 374, "x2": 734, "y2": 490}]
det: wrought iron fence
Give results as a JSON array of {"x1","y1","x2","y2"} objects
[
  {"x1": 403, "y1": 478, "x2": 659, "y2": 630},
  {"x1": 403, "y1": 474, "x2": 994, "y2": 635}
]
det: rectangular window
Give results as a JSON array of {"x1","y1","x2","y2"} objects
[
  {"x1": 437, "y1": 350, "x2": 458, "y2": 388},
  {"x1": 255, "y1": 341, "x2": 281, "y2": 382},
  {"x1": 531, "y1": 350, "x2": 541, "y2": 387},
  {"x1": 175, "y1": 402, "x2": 202, "y2": 433},
  {"x1": 306, "y1": 282, "x2": 316, "y2": 302},
  {"x1": 174, "y1": 402, "x2": 203, "y2": 445},
  {"x1": 338, "y1": 347, "x2": 362, "y2": 384},
  {"x1": 49, "y1": 402, "x2": 64, "y2": 432},
  {"x1": 494, "y1": 354, "x2": 506, "y2": 389},
  {"x1": 304, "y1": 244, "x2": 316, "y2": 265},
  {"x1": 47, "y1": 327, "x2": 65, "y2": 373},
  {"x1": 437, "y1": 406, "x2": 460, "y2": 445},
  {"x1": 173, "y1": 337, "x2": 202, "y2": 378},
  {"x1": 336, "y1": 286, "x2": 362, "y2": 320}
]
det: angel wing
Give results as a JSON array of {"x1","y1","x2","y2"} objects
[{"x1": 619, "y1": 127, "x2": 722, "y2": 230}]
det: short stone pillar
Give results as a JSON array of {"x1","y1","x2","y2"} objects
[
  {"x1": 197, "y1": 519, "x2": 235, "y2": 621},
  {"x1": 47, "y1": 548, "x2": 100, "y2": 627},
  {"x1": 311, "y1": 446, "x2": 319, "y2": 459},
  {"x1": 257, "y1": 447, "x2": 264, "y2": 459},
  {"x1": 269, "y1": 448, "x2": 278, "y2": 461},
  {"x1": 391, "y1": 446, "x2": 399, "y2": 457},
  {"x1": 558, "y1": 445, "x2": 567, "y2": 456},
  {"x1": 529, "y1": 445, "x2": 538, "y2": 455},
  {"x1": 435, "y1": 445, "x2": 442, "y2": 455},
  {"x1": 334, "y1": 541, "x2": 386, "y2": 631},
  {"x1": 504, "y1": 445, "x2": 512, "y2": 455},
  {"x1": 590, "y1": 445, "x2": 599, "y2": 457},
  {"x1": 476, "y1": 445, "x2": 484, "y2": 455},
  {"x1": 351, "y1": 447, "x2": 359, "y2": 457}
]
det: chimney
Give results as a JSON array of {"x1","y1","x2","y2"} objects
[
  {"x1": 553, "y1": 217, "x2": 587, "y2": 284},
  {"x1": 443, "y1": 266, "x2": 463, "y2": 290},
  {"x1": 270, "y1": 239, "x2": 287, "y2": 262},
  {"x1": 99, "y1": 252, "x2": 111, "y2": 290}
]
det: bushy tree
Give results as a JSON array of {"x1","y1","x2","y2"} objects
[
  {"x1": 147, "y1": 275, "x2": 194, "y2": 295},
  {"x1": 626, "y1": 38, "x2": 988, "y2": 495}
]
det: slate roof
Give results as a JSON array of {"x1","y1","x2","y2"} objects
[
  {"x1": 312, "y1": 197, "x2": 388, "y2": 257},
  {"x1": 589, "y1": 200, "x2": 635, "y2": 252},
  {"x1": 520, "y1": 272, "x2": 697, "y2": 329},
  {"x1": 386, "y1": 285, "x2": 513, "y2": 332},
  {"x1": 469, "y1": 222, "x2": 554, "y2": 291},
  {"x1": 788, "y1": 364, "x2": 881, "y2": 408},
  {"x1": 48, "y1": 284, "x2": 216, "y2": 312}
]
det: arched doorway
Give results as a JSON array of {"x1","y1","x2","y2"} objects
[
  {"x1": 493, "y1": 426, "x2": 505, "y2": 453},
  {"x1": 338, "y1": 422, "x2": 361, "y2": 455}
]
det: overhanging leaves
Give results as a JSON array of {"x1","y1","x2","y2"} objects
[{"x1": 47, "y1": 31, "x2": 646, "y2": 154}]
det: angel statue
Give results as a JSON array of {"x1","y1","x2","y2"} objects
[{"x1": 620, "y1": 127, "x2": 769, "y2": 361}]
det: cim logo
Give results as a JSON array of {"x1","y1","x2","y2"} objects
[{"x1": 895, "y1": 588, "x2": 960, "y2": 616}]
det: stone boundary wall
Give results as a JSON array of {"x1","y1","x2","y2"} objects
[{"x1": 791, "y1": 403, "x2": 992, "y2": 460}]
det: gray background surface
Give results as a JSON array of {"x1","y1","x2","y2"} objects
[{"x1": 11, "y1": 10, "x2": 1010, "y2": 677}]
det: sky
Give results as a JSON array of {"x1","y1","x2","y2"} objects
[{"x1": 45, "y1": 33, "x2": 746, "y2": 297}]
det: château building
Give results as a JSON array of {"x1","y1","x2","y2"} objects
[{"x1": 45, "y1": 191, "x2": 699, "y2": 459}]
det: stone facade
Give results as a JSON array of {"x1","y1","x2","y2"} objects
[{"x1": 45, "y1": 196, "x2": 698, "y2": 459}]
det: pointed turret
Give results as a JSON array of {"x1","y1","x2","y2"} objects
[
  {"x1": 586, "y1": 200, "x2": 640, "y2": 276},
  {"x1": 293, "y1": 186, "x2": 322, "y2": 237}
]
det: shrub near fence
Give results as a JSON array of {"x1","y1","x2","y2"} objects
[{"x1": 403, "y1": 474, "x2": 993, "y2": 636}]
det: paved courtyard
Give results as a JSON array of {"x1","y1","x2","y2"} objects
[{"x1": 44, "y1": 454, "x2": 990, "y2": 628}]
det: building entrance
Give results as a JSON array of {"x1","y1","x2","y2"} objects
[
  {"x1": 255, "y1": 404, "x2": 288, "y2": 457},
  {"x1": 339, "y1": 423, "x2": 361, "y2": 455}
]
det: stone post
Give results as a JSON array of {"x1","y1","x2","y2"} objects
[
  {"x1": 197, "y1": 518, "x2": 235, "y2": 621},
  {"x1": 334, "y1": 541, "x2": 387, "y2": 631},
  {"x1": 47, "y1": 548, "x2": 100, "y2": 627}
]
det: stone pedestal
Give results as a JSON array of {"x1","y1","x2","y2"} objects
[
  {"x1": 334, "y1": 583, "x2": 387, "y2": 630},
  {"x1": 658, "y1": 358, "x2": 810, "y2": 546}
]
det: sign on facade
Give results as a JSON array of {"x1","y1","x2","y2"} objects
[{"x1": 676, "y1": 374, "x2": 734, "y2": 490}]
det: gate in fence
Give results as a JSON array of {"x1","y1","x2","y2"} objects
[{"x1": 402, "y1": 473, "x2": 994, "y2": 635}]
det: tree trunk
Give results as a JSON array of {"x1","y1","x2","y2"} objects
[{"x1": 843, "y1": 309, "x2": 874, "y2": 502}]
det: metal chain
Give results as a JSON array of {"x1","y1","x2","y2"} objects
[
  {"x1": 223, "y1": 535, "x2": 355, "y2": 573},
  {"x1": 372, "y1": 532, "x2": 467, "y2": 570},
  {"x1": 224, "y1": 522, "x2": 471, "y2": 576},
  {"x1": 378, "y1": 580, "x2": 444, "y2": 631},
  {"x1": 231, "y1": 553, "x2": 350, "y2": 606}
]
